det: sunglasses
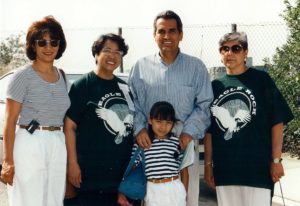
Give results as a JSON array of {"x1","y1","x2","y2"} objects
[
  {"x1": 219, "y1": 45, "x2": 243, "y2": 54},
  {"x1": 35, "y1": 39, "x2": 60, "y2": 47}
]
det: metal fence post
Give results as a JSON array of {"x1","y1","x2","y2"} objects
[{"x1": 118, "y1": 27, "x2": 124, "y2": 73}]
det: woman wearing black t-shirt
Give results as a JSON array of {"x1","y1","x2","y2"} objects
[{"x1": 204, "y1": 31, "x2": 293, "y2": 206}]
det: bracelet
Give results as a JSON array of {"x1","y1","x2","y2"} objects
[{"x1": 272, "y1": 157, "x2": 283, "y2": 164}]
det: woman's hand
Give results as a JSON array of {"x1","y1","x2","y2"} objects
[
  {"x1": 270, "y1": 162, "x2": 284, "y2": 183},
  {"x1": 1, "y1": 161, "x2": 15, "y2": 185},
  {"x1": 204, "y1": 164, "x2": 215, "y2": 189},
  {"x1": 117, "y1": 193, "x2": 133, "y2": 206},
  {"x1": 67, "y1": 162, "x2": 81, "y2": 188},
  {"x1": 1, "y1": 99, "x2": 22, "y2": 186}
]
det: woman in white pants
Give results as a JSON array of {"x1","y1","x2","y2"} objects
[{"x1": 1, "y1": 16, "x2": 70, "y2": 206}]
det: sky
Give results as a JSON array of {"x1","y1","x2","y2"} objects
[
  {"x1": 0, "y1": 0, "x2": 288, "y2": 71},
  {"x1": 1, "y1": 0, "x2": 286, "y2": 32}
]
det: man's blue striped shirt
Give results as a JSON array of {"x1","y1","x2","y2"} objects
[{"x1": 129, "y1": 52, "x2": 213, "y2": 139}]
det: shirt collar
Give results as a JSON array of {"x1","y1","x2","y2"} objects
[{"x1": 155, "y1": 50, "x2": 182, "y2": 66}]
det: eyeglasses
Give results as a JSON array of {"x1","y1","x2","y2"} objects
[
  {"x1": 101, "y1": 48, "x2": 124, "y2": 56},
  {"x1": 35, "y1": 39, "x2": 60, "y2": 47},
  {"x1": 219, "y1": 45, "x2": 243, "y2": 54}
]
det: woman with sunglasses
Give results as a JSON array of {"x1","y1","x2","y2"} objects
[
  {"x1": 0, "y1": 16, "x2": 70, "y2": 206},
  {"x1": 204, "y1": 32, "x2": 293, "y2": 206}
]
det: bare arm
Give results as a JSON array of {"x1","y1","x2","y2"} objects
[
  {"x1": 1, "y1": 99, "x2": 22, "y2": 185},
  {"x1": 204, "y1": 133, "x2": 215, "y2": 189},
  {"x1": 180, "y1": 167, "x2": 189, "y2": 192},
  {"x1": 64, "y1": 116, "x2": 81, "y2": 188},
  {"x1": 270, "y1": 123, "x2": 284, "y2": 183},
  {"x1": 117, "y1": 193, "x2": 132, "y2": 206}
]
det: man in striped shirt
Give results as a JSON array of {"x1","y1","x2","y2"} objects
[{"x1": 128, "y1": 10, "x2": 213, "y2": 206}]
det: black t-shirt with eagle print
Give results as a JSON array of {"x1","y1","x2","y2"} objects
[
  {"x1": 66, "y1": 71, "x2": 134, "y2": 191},
  {"x1": 208, "y1": 68, "x2": 293, "y2": 190}
]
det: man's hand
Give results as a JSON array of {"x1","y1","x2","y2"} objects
[
  {"x1": 179, "y1": 133, "x2": 193, "y2": 150},
  {"x1": 0, "y1": 161, "x2": 15, "y2": 185},
  {"x1": 67, "y1": 162, "x2": 82, "y2": 188},
  {"x1": 136, "y1": 128, "x2": 151, "y2": 149}
]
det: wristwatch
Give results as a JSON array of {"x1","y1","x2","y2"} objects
[{"x1": 272, "y1": 157, "x2": 283, "y2": 163}]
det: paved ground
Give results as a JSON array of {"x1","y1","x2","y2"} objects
[
  {"x1": 272, "y1": 154, "x2": 300, "y2": 206},
  {"x1": 199, "y1": 178, "x2": 217, "y2": 206}
]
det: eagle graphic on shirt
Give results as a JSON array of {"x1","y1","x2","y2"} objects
[
  {"x1": 96, "y1": 107, "x2": 133, "y2": 144},
  {"x1": 88, "y1": 95, "x2": 133, "y2": 144},
  {"x1": 211, "y1": 103, "x2": 251, "y2": 140},
  {"x1": 212, "y1": 87, "x2": 256, "y2": 140}
]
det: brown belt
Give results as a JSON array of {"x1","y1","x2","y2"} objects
[
  {"x1": 148, "y1": 175, "x2": 179, "y2": 184},
  {"x1": 19, "y1": 125, "x2": 62, "y2": 131}
]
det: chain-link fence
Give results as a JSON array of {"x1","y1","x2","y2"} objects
[
  {"x1": 121, "y1": 22, "x2": 288, "y2": 72},
  {"x1": 0, "y1": 22, "x2": 288, "y2": 73}
]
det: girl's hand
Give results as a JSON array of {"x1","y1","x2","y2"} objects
[{"x1": 1, "y1": 161, "x2": 15, "y2": 185}]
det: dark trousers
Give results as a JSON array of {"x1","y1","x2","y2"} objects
[{"x1": 64, "y1": 191, "x2": 141, "y2": 206}]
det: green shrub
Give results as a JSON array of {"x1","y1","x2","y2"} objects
[{"x1": 266, "y1": 0, "x2": 300, "y2": 158}]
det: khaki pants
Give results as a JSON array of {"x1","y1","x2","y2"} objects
[{"x1": 187, "y1": 140, "x2": 200, "y2": 206}]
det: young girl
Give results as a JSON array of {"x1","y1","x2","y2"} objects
[{"x1": 118, "y1": 101, "x2": 189, "y2": 206}]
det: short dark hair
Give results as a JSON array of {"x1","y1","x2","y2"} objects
[
  {"x1": 148, "y1": 101, "x2": 177, "y2": 141},
  {"x1": 91, "y1": 33, "x2": 128, "y2": 62},
  {"x1": 25, "y1": 15, "x2": 66, "y2": 60},
  {"x1": 219, "y1": 32, "x2": 248, "y2": 50},
  {"x1": 153, "y1": 10, "x2": 183, "y2": 33}
]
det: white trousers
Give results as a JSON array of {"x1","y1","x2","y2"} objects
[
  {"x1": 216, "y1": 185, "x2": 271, "y2": 206},
  {"x1": 187, "y1": 140, "x2": 200, "y2": 206},
  {"x1": 144, "y1": 179, "x2": 186, "y2": 206},
  {"x1": 7, "y1": 128, "x2": 67, "y2": 206}
]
